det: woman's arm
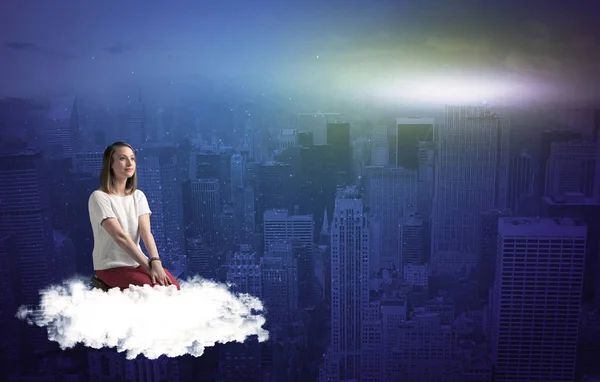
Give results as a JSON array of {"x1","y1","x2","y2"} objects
[
  {"x1": 139, "y1": 213, "x2": 172, "y2": 286},
  {"x1": 138, "y1": 213, "x2": 160, "y2": 261},
  {"x1": 101, "y1": 218, "x2": 151, "y2": 271}
]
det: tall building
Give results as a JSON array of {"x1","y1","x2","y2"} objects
[
  {"x1": 136, "y1": 153, "x2": 166, "y2": 252},
  {"x1": 230, "y1": 153, "x2": 245, "y2": 201},
  {"x1": 261, "y1": 242, "x2": 298, "y2": 329},
  {"x1": 134, "y1": 146, "x2": 185, "y2": 259},
  {"x1": 353, "y1": 136, "x2": 370, "y2": 173},
  {"x1": 255, "y1": 162, "x2": 293, "y2": 233},
  {"x1": 400, "y1": 213, "x2": 424, "y2": 266},
  {"x1": 0, "y1": 235, "x2": 19, "y2": 377},
  {"x1": 491, "y1": 217, "x2": 586, "y2": 382},
  {"x1": 364, "y1": 166, "x2": 417, "y2": 270},
  {"x1": 537, "y1": 129, "x2": 581, "y2": 207},
  {"x1": 395, "y1": 117, "x2": 434, "y2": 169},
  {"x1": 220, "y1": 205, "x2": 240, "y2": 249},
  {"x1": 416, "y1": 141, "x2": 436, "y2": 263},
  {"x1": 242, "y1": 117, "x2": 257, "y2": 161},
  {"x1": 476, "y1": 208, "x2": 512, "y2": 293},
  {"x1": 431, "y1": 105, "x2": 509, "y2": 270},
  {"x1": 370, "y1": 126, "x2": 389, "y2": 166},
  {"x1": 44, "y1": 96, "x2": 81, "y2": 157},
  {"x1": 186, "y1": 237, "x2": 215, "y2": 279},
  {"x1": 326, "y1": 121, "x2": 351, "y2": 180},
  {"x1": 508, "y1": 149, "x2": 534, "y2": 213},
  {"x1": 0, "y1": 150, "x2": 54, "y2": 356},
  {"x1": 51, "y1": 231, "x2": 76, "y2": 284},
  {"x1": 220, "y1": 247, "x2": 262, "y2": 381},
  {"x1": 122, "y1": 89, "x2": 146, "y2": 147},
  {"x1": 195, "y1": 151, "x2": 221, "y2": 179},
  {"x1": 274, "y1": 144, "x2": 338, "y2": 238},
  {"x1": 182, "y1": 179, "x2": 221, "y2": 246},
  {"x1": 379, "y1": 295, "x2": 409, "y2": 381},
  {"x1": 361, "y1": 300, "x2": 383, "y2": 382},
  {"x1": 242, "y1": 185, "x2": 256, "y2": 243},
  {"x1": 544, "y1": 141, "x2": 596, "y2": 199},
  {"x1": 416, "y1": 141, "x2": 435, "y2": 219},
  {"x1": 328, "y1": 186, "x2": 370, "y2": 381}
]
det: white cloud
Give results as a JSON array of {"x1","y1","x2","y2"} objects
[{"x1": 15, "y1": 276, "x2": 268, "y2": 360}]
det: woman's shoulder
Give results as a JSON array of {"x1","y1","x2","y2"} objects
[
  {"x1": 90, "y1": 189, "x2": 108, "y2": 200},
  {"x1": 133, "y1": 189, "x2": 147, "y2": 199}
]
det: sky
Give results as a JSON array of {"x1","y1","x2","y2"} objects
[{"x1": 1, "y1": 0, "x2": 599, "y2": 104}]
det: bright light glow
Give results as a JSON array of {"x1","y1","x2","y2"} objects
[
  {"x1": 15, "y1": 277, "x2": 268, "y2": 360},
  {"x1": 369, "y1": 75, "x2": 514, "y2": 104}
]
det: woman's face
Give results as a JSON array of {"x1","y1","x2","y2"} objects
[{"x1": 111, "y1": 146, "x2": 136, "y2": 180}]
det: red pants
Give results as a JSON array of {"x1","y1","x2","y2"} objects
[{"x1": 96, "y1": 265, "x2": 181, "y2": 290}]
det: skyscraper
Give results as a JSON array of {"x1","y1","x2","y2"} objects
[
  {"x1": 508, "y1": 149, "x2": 534, "y2": 213},
  {"x1": 230, "y1": 153, "x2": 245, "y2": 200},
  {"x1": 370, "y1": 126, "x2": 389, "y2": 166},
  {"x1": 491, "y1": 217, "x2": 586, "y2": 382},
  {"x1": 0, "y1": 150, "x2": 54, "y2": 354},
  {"x1": 44, "y1": 96, "x2": 81, "y2": 157},
  {"x1": 261, "y1": 242, "x2": 298, "y2": 330},
  {"x1": 122, "y1": 89, "x2": 146, "y2": 147},
  {"x1": 396, "y1": 117, "x2": 434, "y2": 169},
  {"x1": 400, "y1": 213, "x2": 424, "y2": 266},
  {"x1": 537, "y1": 129, "x2": 581, "y2": 204},
  {"x1": 326, "y1": 121, "x2": 351, "y2": 180},
  {"x1": 182, "y1": 178, "x2": 221, "y2": 246},
  {"x1": 220, "y1": 247, "x2": 262, "y2": 381},
  {"x1": 255, "y1": 162, "x2": 293, "y2": 233},
  {"x1": 329, "y1": 186, "x2": 370, "y2": 381},
  {"x1": 364, "y1": 166, "x2": 417, "y2": 270},
  {"x1": 431, "y1": 105, "x2": 509, "y2": 270},
  {"x1": 544, "y1": 141, "x2": 596, "y2": 199}
]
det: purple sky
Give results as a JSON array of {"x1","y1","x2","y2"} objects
[{"x1": 1, "y1": 0, "x2": 599, "y2": 103}]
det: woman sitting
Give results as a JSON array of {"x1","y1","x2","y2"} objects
[{"x1": 88, "y1": 141, "x2": 180, "y2": 291}]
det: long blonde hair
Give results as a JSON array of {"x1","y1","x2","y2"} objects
[{"x1": 99, "y1": 141, "x2": 138, "y2": 195}]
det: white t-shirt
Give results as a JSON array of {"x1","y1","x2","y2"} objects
[{"x1": 88, "y1": 189, "x2": 152, "y2": 270}]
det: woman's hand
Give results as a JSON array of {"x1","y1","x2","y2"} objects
[{"x1": 148, "y1": 261, "x2": 172, "y2": 286}]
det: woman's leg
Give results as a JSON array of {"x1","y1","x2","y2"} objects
[
  {"x1": 130, "y1": 266, "x2": 181, "y2": 290},
  {"x1": 96, "y1": 266, "x2": 181, "y2": 290}
]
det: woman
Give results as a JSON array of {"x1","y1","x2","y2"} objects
[{"x1": 88, "y1": 141, "x2": 181, "y2": 290}]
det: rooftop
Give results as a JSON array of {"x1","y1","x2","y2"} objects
[
  {"x1": 543, "y1": 194, "x2": 600, "y2": 206},
  {"x1": 396, "y1": 116, "x2": 435, "y2": 125},
  {"x1": 279, "y1": 129, "x2": 297, "y2": 136},
  {"x1": 498, "y1": 217, "x2": 586, "y2": 237},
  {"x1": 263, "y1": 209, "x2": 313, "y2": 220},
  {"x1": 336, "y1": 185, "x2": 361, "y2": 199}
]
